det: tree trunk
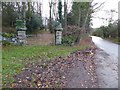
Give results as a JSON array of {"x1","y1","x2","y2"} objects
[
  {"x1": 64, "y1": 0, "x2": 67, "y2": 35},
  {"x1": 76, "y1": 6, "x2": 81, "y2": 44},
  {"x1": 49, "y1": 2, "x2": 52, "y2": 33},
  {"x1": 22, "y1": 2, "x2": 26, "y2": 20},
  {"x1": 76, "y1": 2, "x2": 92, "y2": 44},
  {"x1": 82, "y1": 2, "x2": 92, "y2": 32}
]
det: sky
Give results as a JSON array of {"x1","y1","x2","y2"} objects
[
  {"x1": 91, "y1": 0, "x2": 119, "y2": 28},
  {"x1": 40, "y1": 0, "x2": 119, "y2": 28}
]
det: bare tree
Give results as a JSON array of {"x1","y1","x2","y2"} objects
[
  {"x1": 49, "y1": 0, "x2": 53, "y2": 33},
  {"x1": 81, "y1": 1, "x2": 105, "y2": 32},
  {"x1": 36, "y1": 0, "x2": 42, "y2": 17},
  {"x1": 76, "y1": 6, "x2": 81, "y2": 44},
  {"x1": 75, "y1": 0, "x2": 105, "y2": 44}
]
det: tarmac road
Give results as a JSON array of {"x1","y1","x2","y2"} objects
[{"x1": 92, "y1": 36, "x2": 118, "y2": 88}]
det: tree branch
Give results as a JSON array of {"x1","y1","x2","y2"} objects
[{"x1": 92, "y1": 2, "x2": 105, "y2": 11}]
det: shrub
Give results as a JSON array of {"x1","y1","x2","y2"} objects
[
  {"x1": 2, "y1": 33, "x2": 14, "y2": 38},
  {"x1": 1, "y1": 33, "x2": 17, "y2": 46},
  {"x1": 26, "y1": 13, "x2": 44, "y2": 33},
  {"x1": 62, "y1": 35, "x2": 75, "y2": 46},
  {"x1": 2, "y1": 40, "x2": 11, "y2": 46}
]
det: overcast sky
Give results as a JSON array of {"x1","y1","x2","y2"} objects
[
  {"x1": 91, "y1": 0, "x2": 119, "y2": 28},
  {"x1": 40, "y1": 0, "x2": 119, "y2": 28}
]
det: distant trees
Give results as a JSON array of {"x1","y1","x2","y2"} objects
[
  {"x1": 92, "y1": 9, "x2": 118, "y2": 41},
  {"x1": 2, "y1": 0, "x2": 106, "y2": 43},
  {"x1": 92, "y1": 20, "x2": 118, "y2": 39},
  {"x1": 2, "y1": 2, "x2": 17, "y2": 27},
  {"x1": 118, "y1": 20, "x2": 120, "y2": 36},
  {"x1": 2, "y1": 2, "x2": 44, "y2": 33}
]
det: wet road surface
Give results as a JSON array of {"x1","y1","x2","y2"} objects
[{"x1": 92, "y1": 36, "x2": 118, "y2": 88}]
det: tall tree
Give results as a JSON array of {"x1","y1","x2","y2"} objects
[
  {"x1": 36, "y1": 1, "x2": 42, "y2": 17},
  {"x1": 49, "y1": 1, "x2": 53, "y2": 33},
  {"x1": 22, "y1": 2, "x2": 26, "y2": 20},
  {"x1": 58, "y1": 0, "x2": 62, "y2": 23},
  {"x1": 70, "y1": 0, "x2": 104, "y2": 44},
  {"x1": 2, "y1": 2, "x2": 18, "y2": 27},
  {"x1": 64, "y1": 0, "x2": 67, "y2": 35},
  {"x1": 27, "y1": 2, "x2": 32, "y2": 21},
  {"x1": 71, "y1": 2, "x2": 91, "y2": 44}
]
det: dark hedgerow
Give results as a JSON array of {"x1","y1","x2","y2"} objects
[{"x1": 62, "y1": 35, "x2": 76, "y2": 46}]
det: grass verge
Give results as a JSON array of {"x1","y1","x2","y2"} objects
[
  {"x1": 105, "y1": 37, "x2": 120, "y2": 44},
  {"x1": 2, "y1": 44, "x2": 90, "y2": 87}
]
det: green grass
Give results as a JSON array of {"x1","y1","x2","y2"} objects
[
  {"x1": 2, "y1": 45, "x2": 90, "y2": 87},
  {"x1": 105, "y1": 37, "x2": 120, "y2": 44}
]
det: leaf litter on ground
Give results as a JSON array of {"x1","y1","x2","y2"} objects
[{"x1": 12, "y1": 46, "x2": 98, "y2": 88}]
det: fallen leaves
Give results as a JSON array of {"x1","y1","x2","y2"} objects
[{"x1": 12, "y1": 47, "x2": 98, "y2": 88}]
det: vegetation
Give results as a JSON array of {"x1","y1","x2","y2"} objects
[
  {"x1": 61, "y1": 2, "x2": 92, "y2": 45},
  {"x1": 2, "y1": 1, "x2": 103, "y2": 44},
  {"x1": 69, "y1": 2, "x2": 91, "y2": 29},
  {"x1": 62, "y1": 35, "x2": 76, "y2": 46},
  {"x1": 2, "y1": 2, "x2": 44, "y2": 33},
  {"x1": 26, "y1": 13, "x2": 44, "y2": 33},
  {"x1": 2, "y1": 44, "x2": 90, "y2": 87},
  {"x1": 1, "y1": 0, "x2": 110, "y2": 88},
  {"x1": 1, "y1": 0, "x2": 119, "y2": 89},
  {"x1": 58, "y1": 0, "x2": 62, "y2": 23},
  {"x1": 2, "y1": 33, "x2": 14, "y2": 38},
  {"x1": 2, "y1": 40, "x2": 12, "y2": 46},
  {"x1": 92, "y1": 20, "x2": 119, "y2": 43}
]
